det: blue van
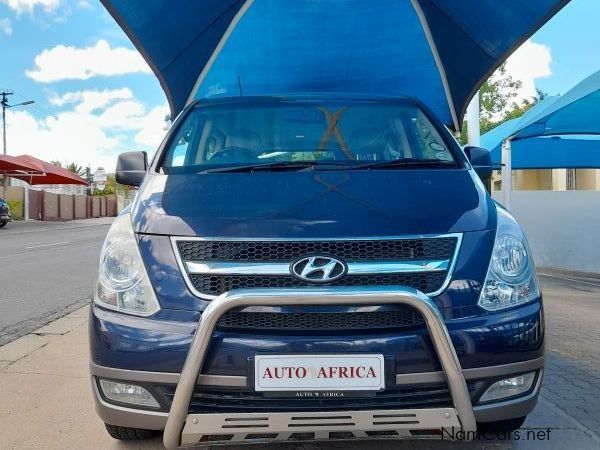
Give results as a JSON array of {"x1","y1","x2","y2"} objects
[{"x1": 89, "y1": 95, "x2": 543, "y2": 447}]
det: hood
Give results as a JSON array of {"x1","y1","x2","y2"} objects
[{"x1": 131, "y1": 169, "x2": 495, "y2": 238}]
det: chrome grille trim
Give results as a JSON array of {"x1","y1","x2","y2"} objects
[
  {"x1": 171, "y1": 233, "x2": 463, "y2": 300},
  {"x1": 185, "y1": 259, "x2": 450, "y2": 275}
]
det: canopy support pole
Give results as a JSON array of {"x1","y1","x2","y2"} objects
[
  {"x1": 502, "y1": 138, "x2": 513, "y2": 209},
  {"x1": 185, "y1": 0, "x2": 256, "y2": 108},
  {"x1": 24, "y1": 184, "x2": 29, "y2": 220},
  {"x1": 410, "y1": 0, "x2": 460, "y2": 132},
  {"x1": 466, "y1": 93, "x2": 480, "y2": 147}
]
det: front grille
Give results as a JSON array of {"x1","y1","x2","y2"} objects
[
  {"x1": 190, "y1": 272, "x2": 447, "y2": 297},
  {"x1": 162, "y1": 382, "x2": 478, "y2": 414},
  {"x1": 177, "y1": 238, "x2": 457, "y2": 262},
  {"x1": 216, "y1": 307, "x2": 424, "y2": 333}
]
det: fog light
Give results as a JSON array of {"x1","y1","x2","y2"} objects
[
  {"x1": 479, "y1": 372, "x2": 536, "y2": 403},
  {"x1": 99, "y1": 379, "x2": 160, "y2": 408}
]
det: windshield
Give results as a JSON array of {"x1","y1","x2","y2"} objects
[{"x1": 160, "y1": 100, "x2": 457, "y2": 173}]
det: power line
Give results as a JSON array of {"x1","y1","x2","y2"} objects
[{"x1": 11, "y1": 93, "x2": 57, "y2": 120}]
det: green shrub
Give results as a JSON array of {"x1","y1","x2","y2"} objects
[{"x1": 6, "y1": 200, "x2": 23, "y2": 220}]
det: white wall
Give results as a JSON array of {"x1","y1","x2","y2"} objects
[{"x1": 492, "y1": 191, "x2": 600, "y2": 274}]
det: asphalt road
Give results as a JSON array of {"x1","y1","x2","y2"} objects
[{"x1": 0, "y1": 218, "x2": 113, "y2": 345}]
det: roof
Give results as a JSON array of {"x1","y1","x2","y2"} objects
[
  {"x1": 9, "y1": 155, "x2": 88, "y2": 186},
  {"x1": 481, "y1": 70, "x2": 600, "y2": 168},
  {"x1": 101, "y1": 0, "x2": 569, "y2": 131},
  {"x1": 0, "y1": 154, "x2": 44, "y2": 175}
]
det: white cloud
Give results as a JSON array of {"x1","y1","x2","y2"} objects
[
  {"x1": 49, "y1": 88, "x2": 133, "y2": 114},
  {"x1": 26, "y1": 39, "x2": 151, "y2": 83},
  {"x1": 76, "y1": 0, "x2": 92, "y2": 10},
  {"x1": 0, "y1": 17, "x2": 11, "y2": 35},
  {"x1": 5, "y1": 89, "x2": 169, "y2": 171},
  {"x1": 1, "y1": 0, "x2": 59, "y2": 14},
  {"x1": 504, "y1": 40, "x2": 552, "y2": 102},
  {"x1": 97, "y1": 100, "x2": 146, "y2": 130},
  {"x1": 135, "y1": 105, "x2": 170, "y2": 147},
  {"x1": 6, "y1": 108, "x2": 122, "y2": 171}
]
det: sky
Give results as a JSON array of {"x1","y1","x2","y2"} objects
[{"x1": 0, "y1": 0, "x2": 599, "y2": 172}]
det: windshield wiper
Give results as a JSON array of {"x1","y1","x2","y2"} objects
[
  {"x1": 200, "y1": 158, "x2": 456, "y2": 173},
  {"x1": 201, "y1": 161, "x2": 348, "y2": 173},
  {"x1": 345, "y1": 158, "x2": 457, "y2": 170}
]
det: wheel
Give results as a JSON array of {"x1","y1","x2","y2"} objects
[
  {"x1": 478, "y1": 416, "x2": 527, "y2": 433},
  {"x1": 104, "y1": 423, "x2": 159, "y2": 440},
  {"x1": 0, "y1": 221, "x2": 7, "y2": 228}
]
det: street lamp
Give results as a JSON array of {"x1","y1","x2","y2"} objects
[
  {"x1": 1, "y1": 91, "x2": 35, "y2": 188},
  {"x1": 14, "y1": 100, "x2": 35, "y2": 107}
]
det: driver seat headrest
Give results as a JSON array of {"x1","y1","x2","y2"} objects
[{"x1": 225, "y1": 130, "x2": 261, "y2": 152}]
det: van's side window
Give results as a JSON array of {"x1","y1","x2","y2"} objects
[
  {"x1": 410, "y1": 110, "x2": 452, "y2": 161},
  {"x1": 164, "y1": 110, "x2": 203, "y2": 168}
]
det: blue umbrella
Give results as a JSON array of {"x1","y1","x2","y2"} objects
[{"x1": 101, "y1": 0, "x2": 569, "y2": 131}]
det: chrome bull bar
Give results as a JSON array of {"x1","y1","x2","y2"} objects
[{"x1": 163, "y1": 287, "x2": 477, "y2": 449}]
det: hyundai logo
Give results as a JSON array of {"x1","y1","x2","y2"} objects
[{"x1": 290, "y1": 256, "x2": 347, "y2": 283}]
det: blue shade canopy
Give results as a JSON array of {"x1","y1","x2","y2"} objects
[
  {"x1": 101, "y1": 0, "x2": 569, "y2": 130},
  {"x1": 480, "y1": 98, "x2": 557, "y2": 151},
  {"x1": 481, "y1": 70, "x2": 600, "y2": 168},
  {"x1": 487, "y1": 137, "x2": 600, "y2": 169}
]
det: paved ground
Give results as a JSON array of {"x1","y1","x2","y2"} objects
[
  {"x1": 0, "y1": 221, "x2": 598, "y2": 448},
  {"x1": 537, "y1": 273, "x2": 600, "y2": 435},
  {"x1": 0, "y1": 218, "x2": 113, "y2": 345}
]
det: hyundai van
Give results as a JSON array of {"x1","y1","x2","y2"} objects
[{"x1": 90, "y1": 96, "x2": 543, "y2": 447}]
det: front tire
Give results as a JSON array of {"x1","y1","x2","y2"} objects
[
  {"x1": 104, "y1": 423, "x2": 159, "y2": 440},
  {"x1": 0, "y1": 221, "x2": 7, "y2": 228},
  {"x1": 478, "y1": 416, "x2": 527, "y2": 433}
]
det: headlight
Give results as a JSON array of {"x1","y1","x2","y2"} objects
[
  {"x1": 478, "y1": 206, "x2": 540, "y2": 311},
  {"x1": 94, "y1": 212, "x2": 160, "y2": 316}
]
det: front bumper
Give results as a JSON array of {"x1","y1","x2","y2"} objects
[
  {"x1": 91, "y1": 357, "x2": 543, "y2": 429},
  {"x1": 90, "y1": 287, "x2": 544, "y2": 448}
]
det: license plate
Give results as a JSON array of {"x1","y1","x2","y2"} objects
[{"x1": 254, "y1": 354, "x2": 385, "y2": 392}]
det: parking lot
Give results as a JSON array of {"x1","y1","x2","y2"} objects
[{"x1": 0, "y1": 222, "x2": 599, "y2": 449}]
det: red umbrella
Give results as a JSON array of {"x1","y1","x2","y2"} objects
[
  {"x1": 10, "y1": 155, "x2": 87, "y2": 185},
  {"x1": 0, "y1": 154, "x2": 44, "y2": 175}
]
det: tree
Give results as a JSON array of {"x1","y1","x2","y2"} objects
[
  {"x1": 478, "y1": 63, "x2": 523, "y2": 134},
  {"x1": 459, "y1": 64, "x2": 544, "y2": 145},
  {"x1": 50, "y1": 160, "x2": 63, "y2": 167},
  {"x1": 66, "y1": 162, "x2": 86, "y2": 177},
  {"x1": 91, "y1": 173, "x2": 131, "y2": 196}
]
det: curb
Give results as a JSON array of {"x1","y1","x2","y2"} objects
[
  {"x1": 538, "y1": 266, "x2": 600, "y2": 283},
  {"x1": 0, "y1": 306, "x2": 89, "y2": 369}
]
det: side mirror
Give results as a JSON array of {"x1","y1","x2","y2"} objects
[
  {"x1": 464, "y1": 146, "x2": 492, "y2": 181},
  {"x1": 116, "y1": 151, "x2": 148, "y2": 187}
]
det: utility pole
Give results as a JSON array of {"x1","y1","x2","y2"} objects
[
  {"x1": 1, "y1": 91, "x2": 13, "y2": 190},
  {"x1": 1, "y1": 91, "x2": 35, "y2": 188},
  {"x1": 1, "y1": 91, "x2": 12, "y2": 156}
]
